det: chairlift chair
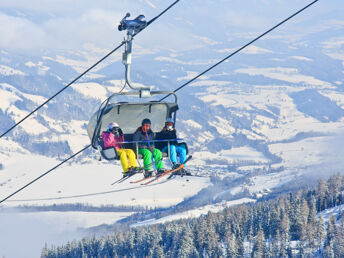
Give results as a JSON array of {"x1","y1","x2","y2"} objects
[{"x1": 87, "y1": 12, "x2": 188, "y2": 165}]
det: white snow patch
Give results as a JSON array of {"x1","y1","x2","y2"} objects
[
  {"x1": 177, "y1": 71, "x2": 208, "y2": 81},
  {"x1": 0, "y1": 64, "x2": 26, "y2": 76},
  {"x1": 0, "y1": 84, "x2": 22, "y2": 112},
  {"x1": 192, "y1": 146, "x2": 268, "y2": 166},
  {"x1": 209, "y1": 116, "x2": 235, "y2": 136},
  {"x1": 184, "y1": 119, "x2": 202, "y2": 129},
  {"x1": 191, "y1": 80, "x2": 231, "y2": 87},
  {"x1": 192, "y1": 35, "x2": 219, "y2": 46},
  {"x1": 6, "y1": 105, "x2": 49, "y2": 135},
  {"x1": 242, "y1": 45, "x2": 273, "y2": 55},
  {"x1": 71, "y1": 82, "x2": 108, "y2": 100},
  {"x1": 322, "y1": 37, "x2": 344, "y2": 49},
  {"x1": 132, "y1": 198, "x2": 256, "y2": 227},
  {"x1": 217, "y1": 48, "x2": 237, "y2": 53},
  {"x1": 0, "y1": 82, "x2": 46, "y2": 107},
  {"x1": 0, "y1": 153, "x2": 210, "y2": 208},
  {"x1": 141, "y1": 0, "x2": 156, "y2": 8},
  {"x1": 25, "y1": 61, "x2": 36, "y2": 68},
  {"x1": 154, "y1": 56, "x2": 216, "y2": 66},
  {"x1": 320, "y1": 203, "x2": 344, "y2": 223},
  {"x1": 0, "y1": 210, "x2": 133, "y2": 258},
  {"x1": 235, "y1": 67, "x2": 332, "y2": 88},
  {"x1": 290, "y1": 56, "x2": 313, "y2": 62},
  {"x1": 220, "y1": 147, "x2": 269, "y2": 164}
]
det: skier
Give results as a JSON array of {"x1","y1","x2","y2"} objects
[
  {"x1": 102, "y1": 122, "x2": 139, "y2": 177},
  {"x1": 157, "y1": 118, "x2": 187, "y2": 170},
  {"x1": 133, "y1": 118, "x2": 165, "y2": 177}
]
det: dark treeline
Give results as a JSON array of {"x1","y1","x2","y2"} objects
[{"x1": 42, "y1": 174, "x2": 344, "y2": 257}]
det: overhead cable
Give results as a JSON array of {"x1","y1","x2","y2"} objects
[{"x1": 159, "y1": 0, "x2": 319, "y2": 101}]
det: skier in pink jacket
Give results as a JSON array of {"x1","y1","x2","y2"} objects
[{"x1": 102, "y1": 122, "x2": 138, "y2": 177}]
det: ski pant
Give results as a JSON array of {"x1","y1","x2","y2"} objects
[
  {"x1": 139, "y1": 148, "x2": 164, "y2": 171},
  {"x1": 162, "y1": 144, "x2": 187, "y2": 164},
  {"x1": 117, "y1": 149, "x2": 137, "y2": 173}
]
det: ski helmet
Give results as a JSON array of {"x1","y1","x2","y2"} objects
[
  {"x1": 165, "y1": 118, "x2": 174, "y2": 124},
  {"x1": 108, "y1": 122, "x2": 119, "y2": 130},
  {"x1": 141, "y1": 118, "x2": 151, "y2": 126}
]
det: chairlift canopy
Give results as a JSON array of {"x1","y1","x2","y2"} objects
[{"x1": 87, "y1": 91, "x2": 178, "y2": 149}]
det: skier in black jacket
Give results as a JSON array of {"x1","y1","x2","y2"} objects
[
  {"x1": 157, "y1": 118, "x2": 187, "y2": 169},
  {"x1": 133, "y1": 118, "x2": 164, "y2": 177}
]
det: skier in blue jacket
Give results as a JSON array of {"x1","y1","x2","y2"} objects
[{"x1": 157, "y1": 118, "x2": 187, "y2": 169}]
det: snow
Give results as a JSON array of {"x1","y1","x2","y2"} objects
[
  {"x1": 189, "y1": 80, "x2": 231, "y2": 87},
  {"x1": 220, "y1": 147, "x2": 269, "y2": 164},
  {"x1": 177, "y1": 71, "x2": 208, "y2": 81},
  {"x1": 290, "y1": 56, "x2": 313, "y2": 62},
  {"x1": 322, "y1": 37, "x2": 344, "y2": 49},
  {"x1": 47, "y1": 120, "x2": 89, "y2": 153},
  {"x1": 25, "y1": 61, "x2": 36, "y2": 67},
  {"x1": 0, "y1": 84, "x2": 22, "y2": 112},
  {"x1": 209, "y1": 116, "x2": 235, "y2": 136},
  {"x1": 0, "y1": 209, "x2": 133, "y2": 258},
  {"x1": 320, "y1": 90, "x2": 344, "y2": 109},
  {"x1": 141, "y1": 0, "x2": 157, "y2": 9},
  {"x1": 71, "y1": 82, "x2": 108, "y2": 100},
  {"x1": 0, "y1": 152, "x2": 211, "y2": 208},
  {"x1": 0, "y1": 64, "x2": 26, "y2": 76},
  {"x1": 241, "y1": 45, "x2": 273, "y2": 55},
  {"x1": 0, "y1": 148, "x2": 210, "y2": 257},
  {"x1": 268, "y1": 136, "x2": 332, "y2": 169},
  {"x1": 7, "y1": 105, "x2": 50, "y2": 135},
  {"x1": 190, "y1": 146, "x2": 269, "y2": 167},
  {"x1": 320, "y1": 203, "x2": 344, "y2": 223},
  {"x1": 131, "y1": 198, "x2": 256, "y2": 227},
  {"x1": 235, "y1": 67, "x2": 333, "y2": 88},
  {"x1": 192, "y1": 35, "x2": 219, "y2": 46},
  {"x1": 0, "y1": 82, "x2": 46, "y2": 108},
  {"x1": 183, "y1": 119, "x2": 202, "y2": 129},
  {"x1": 154, "y1": 56, "x2": 217, "y2": 66}
]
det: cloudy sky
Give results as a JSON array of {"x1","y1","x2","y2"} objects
[{"x1": 0, "y1": 0, "x2": 342, "y2": 52}]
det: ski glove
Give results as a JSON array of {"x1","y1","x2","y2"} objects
[{"x1": 148, "y1": 146, "x2": 155, "y2": 153}]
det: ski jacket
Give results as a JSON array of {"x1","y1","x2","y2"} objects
[
  {"x1": 133, "y1": 127, "x2": 155, "y2": 149},
  {"x1": 101, "y1": 131, "x2": 124, "y2": 150},
  {"x1": 156, "y1": 128, "x2": 178, "y2": 149}
]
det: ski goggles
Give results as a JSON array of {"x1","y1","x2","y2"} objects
[
  {"x1": 165, "y1": 122, "x2": 173, "y2": 126},
  {"x1": 142, "y1": 124, "x2": 151, "y2": 132}
]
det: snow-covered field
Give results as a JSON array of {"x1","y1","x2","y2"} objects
[
  {"x1": 132, "y1": 198, "x2": 256, "y2": 227},
  {"x1": 0, "y1": 209, "x2": 133, "y2": 258}
]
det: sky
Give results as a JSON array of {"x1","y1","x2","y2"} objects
[{"x1": 0, "y1": 0, "x2": 342, "y2": 52}]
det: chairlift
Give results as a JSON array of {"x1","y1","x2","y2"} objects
[{"x1": 87, "y1": 12, "x2": 188, "y2": 164}]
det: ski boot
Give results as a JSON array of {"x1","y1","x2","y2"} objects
[
  {"x1": 144, "y1": 169, "x2": 154, "y2": 178},
  {"x1": 156, "y1": 169, "x2": 166, "y2": 176}
]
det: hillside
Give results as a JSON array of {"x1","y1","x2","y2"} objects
[{"x1": 41, "y1": 174, "x2": 344, "y2": 257}]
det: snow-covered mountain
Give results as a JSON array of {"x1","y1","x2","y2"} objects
[{"x1": 0, "y1": 0, "x2": 344, "y2": 256}]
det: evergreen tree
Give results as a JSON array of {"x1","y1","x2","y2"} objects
[
  {"x1": 176, "y1": 225, "x2": 198, "y2": 258},
  {"x1": 251, "y1": 227, "x2": 266, "y2": 258},
  {"x1": 225, "y1": 234, "x2": 238, "y2": 258},
  {"x1": 334, "y1": 215, "x2": 344, "y2": 257}
]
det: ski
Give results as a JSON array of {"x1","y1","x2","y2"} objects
[
  {"x1": 111, "y1": 175, "x2": 131, "y2": 185},
  {"x1": 110, "y1": 168, "x2": 143, "y2": 185},
  {"x1": 142, "y1": 155, "x2": 192, "y2": 185},
  {"x1": 130, "y1": 175, "x2": 155, "y2": 184}
]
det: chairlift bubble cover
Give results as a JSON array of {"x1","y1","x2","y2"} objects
[{"x1": 87, "y1": 102, "x2": 178, "y2": 141}]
